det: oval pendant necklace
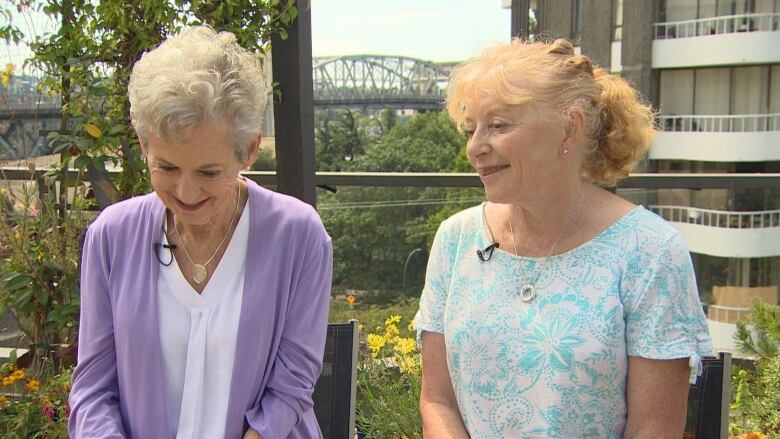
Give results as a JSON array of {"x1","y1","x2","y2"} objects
[
  {"x1": 508, "y1": 188, "x2": 582, "y2": 304},
  {"x1": 172, "y1": 182, "x2": 241, "y2": 285}
]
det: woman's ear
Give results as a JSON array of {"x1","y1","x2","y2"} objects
[
  {"x1": 242, "y1": 133, "x2": 262, "y2": 169},
  {"x1": 562, "y1": 107, "x2": 586, "y2": 154}
]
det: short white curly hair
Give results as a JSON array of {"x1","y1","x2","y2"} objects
[{"x1": 128, "y1": 26, "x2": 267, "y2": 159}]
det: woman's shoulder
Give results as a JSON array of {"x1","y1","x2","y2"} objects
[
  {"x1": 439, "y1": 203, "x2": 483, "y2": 235},
  {"x1": 89, "y1": 192, "x2": 162, "y2": 233},
  {"x1": 245, "y1": 180, "x2": 328, "y2": 240}
]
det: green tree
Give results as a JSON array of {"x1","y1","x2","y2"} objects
[
  {"x1": 319, "y1": 111, "x2": 467, "y2": 294},
  {"x1": 315, "y1": 109, "x2": 368, "y2": 171}
]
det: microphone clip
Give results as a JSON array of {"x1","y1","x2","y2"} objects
[{"x1": 476, "y1": 243, "x2": 499, "y2": 262}]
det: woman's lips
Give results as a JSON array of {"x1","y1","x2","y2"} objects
[
  {"x1": 175, "y1": 197, "x2": 209, "y2": 212},
  {"x1": 478, "y1": 165, "x2": 510, "y2": 179}
]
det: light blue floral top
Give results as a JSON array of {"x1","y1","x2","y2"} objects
[{"x1": 415, "y1": 204, "x2": 713, "y2": 438}]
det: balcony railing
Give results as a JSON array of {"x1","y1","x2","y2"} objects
[
  {"x1": 658, "y1": 113, "x2": 780, "y2": 133},
  {"x1": 649, "y1": 205, "x2": 780, "y2": 229},
  {"x1": 654, "y1": 13, "x2": 780, "y2": 39},
  {"x1": 708, "y1": 304, "x2": 751, "y2": 323}
]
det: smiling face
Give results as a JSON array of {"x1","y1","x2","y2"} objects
[
  {"x1": 464, "y1": 94, "x2": 570, "y2": 204},
  {"x1": 142, "y1": 121, "x2": 256, "y2": 227}
]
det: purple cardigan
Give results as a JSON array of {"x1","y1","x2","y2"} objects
[{"x1": 68, "y1": 180, "x2": 333, "y2": 439}]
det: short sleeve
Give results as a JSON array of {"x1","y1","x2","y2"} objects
[
  {"x1": 621, "y1": 233, "x2": 714, "y2": 383},
  {"x1": 414, "y1": 221, "x2": 455, "y2": 348}
]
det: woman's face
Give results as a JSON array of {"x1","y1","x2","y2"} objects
[
  {"x1": 464, "y1": 94, "x2": 568, "y2": 204},
  {"x1": 142, "y1": 121, "x2": 254, "y2": 226}
]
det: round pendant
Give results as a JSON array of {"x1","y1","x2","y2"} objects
[
  {"x1": 192, "y1": 264, "x2": 208, "y2": 284},
  {"x1": 519, "y1": 284, "x2": 536, "y2": 303}
]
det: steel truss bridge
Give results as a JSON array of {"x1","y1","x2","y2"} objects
[
  {"x1": 1, "y1": 55, "x2": 449, "y2": 159},
  {"x1": 312, "y1": 55, "x2": 448, "y2": 109}
]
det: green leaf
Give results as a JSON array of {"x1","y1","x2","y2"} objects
[
  {"x1": 35, "y1": 289, "x2": 49, "y2": 306},
  {"x1": 13, "y1": 288, "x2": 34, "y2": 308},
  {"x1": 2, "y1": 273, "x2": 31, "y2": 291},
  {"x1": 74, "y1": 155, "x2": 92, "y2": 169}
]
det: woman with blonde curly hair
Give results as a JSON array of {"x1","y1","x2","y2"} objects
[
  {"x1": 68, "y1": 26, "x2": 332, "y2": 439},
  {"x1": 414, "y1": 38, "x2": 713, "y2": 438}
]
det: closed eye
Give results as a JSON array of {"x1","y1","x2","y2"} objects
[{"x1": 199, "y1": 170, "x2": 221, "y2": 178}]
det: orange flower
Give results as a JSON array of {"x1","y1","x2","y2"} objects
[
  {"x1": 26, "y1": 379, "x2": 40, "y2": 392},
  {"x1": 346, "y1": 294, "x2": 356, "y2": 305}
]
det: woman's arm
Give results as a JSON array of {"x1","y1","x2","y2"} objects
[
  {"x1": 420, "y1": 331, "x2": 470, "y2": 438},
  {"x1": 68, "y1": 225, "x2": 127, "y2": 438},
  {"x1": 245, "y1": 231, "x2": 333, "y2": 439},
  {"x1": 624, "y1": 356, "x2": 690, "y2": 438}
]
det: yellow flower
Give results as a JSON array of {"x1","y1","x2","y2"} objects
[
  {"x1": 385, "y1": 315, "x2": 401, "y2": 326},
  {"x1": 397, "y1": 354, "x2": 420, "y2": 374},
  {"x1": 393, "y1": 337, "x2": 417, "y2": 356},
  {"x1": 0, "y1": 395, "x2": 6, "y2": 405},
  {"x1": 2, "y1": 376, "x2": 15, "y2": 386},
  {"x1": 11, "y1": 369, "x2": 25, "y2": 380},
  {"x1": 407, "y1": 320, "x2": 415, "y2": 332},
  {"x1": 1, "y1": 63, "x2": 14, "y2": 88},
  {"x1": 366, "y1": 333, "x2": 386, "y2": 358},
  {"x1": 25, "y1": 379, "x2": 40, "y2": 392},
  {"x1": 385, "y1": 323, "x2": 399, "y2": 338}
]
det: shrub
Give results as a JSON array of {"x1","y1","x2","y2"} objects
[{"x1": 0, "y1": 364, "x2": 71, "y2": 438}]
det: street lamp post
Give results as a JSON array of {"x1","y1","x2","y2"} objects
[{"x1": 402, "y1": 247, "x2": 424, "y2": 291}]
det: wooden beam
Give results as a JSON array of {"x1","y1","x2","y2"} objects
[{"x1": 271, "y1": 0, "x2": 317, "y2": 207}]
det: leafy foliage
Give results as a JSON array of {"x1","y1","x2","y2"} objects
[
  {"x1": 0, "y1": 180, "x2": 89, "y2": 372},
  {"x1": 0, "y1": 364, "x2": 71, "y2": 439},
  {"x1": 730, "y1": 299, "x2": 780, "y2": 436},
  {"x1": 317, "y1": 111, "x2": 469, "y2": 293}
]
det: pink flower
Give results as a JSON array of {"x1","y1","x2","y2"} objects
[{"x1": 42, "y1": 405, "x2": 55, "y2": 420}]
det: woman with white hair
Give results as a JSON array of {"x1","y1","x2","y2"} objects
[
  {"x1": 415, "y1": 38, "x2": 712, "y2": 438},
  {"x1": 68, "y1": 26, "x2": 332, "y2": 439}
]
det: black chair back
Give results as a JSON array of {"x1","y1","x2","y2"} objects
[
  {"x1": 313, "y1": 320, "x2": 359, "y2": 439},
  {"x1": 685, "y1": 352, "x2": 731, "y2": 439}
]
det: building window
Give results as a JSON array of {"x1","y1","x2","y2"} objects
[{"x1": 660, "y1": 66, "x2": 775, "y2": 116}]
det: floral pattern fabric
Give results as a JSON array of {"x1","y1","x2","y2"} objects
[{"x1": 415, "y1": 204, "x2": 713, "y2": 438}]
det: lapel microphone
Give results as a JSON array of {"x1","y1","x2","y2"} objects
[{"x1": 476, "y1": 243, "x2": 499, "y2": 262}]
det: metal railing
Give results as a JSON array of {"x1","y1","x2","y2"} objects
[
  {"x1": 649, "y1": 205, "x2": 780, "y2": 229},
  {"x1": 654, "y1": 13, "x2": 780, "y2": 39},
  {"x1": 658, "y1": 113, "x2": 780, "y2": 133}
]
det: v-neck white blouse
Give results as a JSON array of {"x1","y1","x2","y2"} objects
[{"x1": 157, "y1": 206, "x2": 249, "y2": 439}]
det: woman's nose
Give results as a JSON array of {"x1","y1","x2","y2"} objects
[
  {"x1": 466, "y1": 130, "x2": 490, "y2": 161},
  {"x1": 175, "y1": 174, "x2": 201, "y2": 203}
]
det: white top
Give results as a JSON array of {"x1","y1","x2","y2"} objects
[{"x1": 157, "y1": 206, "x2": 249, "y2": 439}]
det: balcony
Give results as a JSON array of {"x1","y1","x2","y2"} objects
[
  {"x1": 651, "y1": 114, "x2": 780, "y2": 162},
  {"x1": 652, "y1": 13, "x2": 780, "y2": 68},
  {"x1": 648, "y1": 205, "x2": 780, "y2": 258}
]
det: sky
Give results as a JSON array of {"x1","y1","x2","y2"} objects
[
  {"x1": 311, "y1": 0, "x2": 511, "y2": 62},
  {"x1": 1, "y1": 1, "x2": 511, "y2": 74}
]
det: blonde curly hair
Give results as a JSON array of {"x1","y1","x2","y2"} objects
[{"x1": 446, "y1": 38, "x2": 657, "y2": 186}]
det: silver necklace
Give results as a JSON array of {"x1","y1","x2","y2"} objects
[
  {"x1": 509, "y1": 188, "x2": 582, "y2": 303},
  {"x1": 173, "y1": 182, "x2": 241, "y2": 285}
]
